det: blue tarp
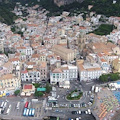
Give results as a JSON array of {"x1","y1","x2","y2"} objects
[{"x1": 37, "y1": 88, "x2": 46, "y2": 92}]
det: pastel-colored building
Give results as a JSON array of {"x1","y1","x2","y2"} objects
[
  {"x1": 52, "y1": 45, "x2": 75, "y2": 63},
  {"x1": 0, "y1": 74, "x2": 21, "y2": 95}
]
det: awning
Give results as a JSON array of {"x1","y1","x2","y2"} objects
[
  {"x1": 2, "y1": 93, "x2": 6, "y2": 96},
  {"x1": 26, "y1": 93, "x2": 31, "y2": 96},
  {"x1": 21, "y1": 92, "x2": 25, "y2": 96}
]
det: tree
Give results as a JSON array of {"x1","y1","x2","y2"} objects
[
  {"x1": 14, "y1": 90, "x2": 20, "y2": 96},
  {"x1": 110, "y1": 73, "x2": 119, "y2": 81},
  {"x1": 33, "y1": 83, "x2": 40, "y2": 88},
  {"x1": 92, "y1": 24, "x2": 114, "y2": 35},
  {"x1": 38, "y1": 92, "x2": 43, "y2": 97},
  {"x1": 45, "y1": 83, "x2": 52, "y2": 94},
  {"x1": 99, "y1": 74, "x2": 108, "y2": 82},
  {"x1": 99, "y1": 73, "x2": 120, "y2": 83},
  {"x1": 34, "y1": 91, "x2": 43, "y2": 97}
]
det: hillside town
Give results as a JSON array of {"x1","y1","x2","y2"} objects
[{"x1": 1, "y1": 1, "x2": 120, "y2": 120}]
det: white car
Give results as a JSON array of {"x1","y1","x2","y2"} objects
[
  {"x1": 78, "y1": 104, "x2": 80, "y2": 108},
  {"x1": 85, "y1": 111, "x2": 88, "y2": 114},
  {"x1": 78, "y1": 110, "x2": 81, "y2": 114},
  {"x1": 88, "y1": 109, "x2": 91, "y2": 114},
  {"x1": 78, "y1": 117, "x2": 81, "y2": 119},
  {"x1": 88, "y1": 102, "x2": 92, "y2": 106},
  {"x1": 84, "y1": 104, "x2": 87, "y2": 107},
  {"x1": 74, "y1": 104, "x2": 76, "y2": 107},
  {"x1": 57, "y1": 95, "x2": 60, "y2": 98}
]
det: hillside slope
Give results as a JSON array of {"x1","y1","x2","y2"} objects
[{"x1": 0, "y1": 0, "x2": 120, "y2": 25}]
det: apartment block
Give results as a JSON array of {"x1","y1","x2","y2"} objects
[
  {"x1": 77, "y1": 60, "x2": 102, "y2": 81},
  {"x1": 50, "y1": 64, "x2": 78, "y2": 84},
  {"x1": 0, "y1": 74, "x2": 21, "y2": 95}
]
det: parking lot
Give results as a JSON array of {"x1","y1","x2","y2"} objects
[
  {"x1": 0, "y1": 100, "x2": 24, "y2": 116},
  {"x1": 0, "y1": 98, "x2": 46, "y2": 120}
]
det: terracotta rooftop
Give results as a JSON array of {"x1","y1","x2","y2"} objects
[
  {"x1": 10, "y1": 58, "x2": 19, "y2": 62},
  {"x1": 21, "y1": 70, "x2": 28, "y2": 74},
  {"x1": 24, "y1": 84, "x2": 32, "y2": 89},
  {"x1": 100, "y1": 58, "x2": 107, "y2": 62},
  {"x1": 52, "y1": 68, "x2": 62, "y2": 73},
  {"x1": 40, "y1": 62, "x2": 47, "y2": 68},
  {"x1": 0, "y1": 74, "x2": 14, "y2": 80}
]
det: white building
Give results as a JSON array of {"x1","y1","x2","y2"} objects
[
  {"x1": 10, "y1": 58, "x2": 20, "y2": 68},
  {"x1": 50, "y1": 64, "x2": 78, "y2": 85},
  {"x1": 91, "y1": 16, "x2": 99, "y2": 25},
  {"x1": 16, "y1": 46, "x2": 33, "y2": 56},
  {"x1": 77, "y1": 61, "x2": 102, "y2": 82},
  {"x1": 98, "y1": 58, "x2": 110, "y2": 73},
  {"x1": 21, "y1": 70, "x2": 40, "y2": 82}
]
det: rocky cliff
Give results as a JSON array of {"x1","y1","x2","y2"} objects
[{"x1": 54, "y1": 0, "x2": 84, "y2": 6}]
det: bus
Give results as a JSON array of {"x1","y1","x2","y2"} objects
[
  {"x1": 91, "y1": 86, "x2": 95, "y2": 92},
  {"x1": 3, "y1": 102, "x2": 7, "y2": 109},
  {"x1": 24, "y1": 101, "x2": 29, "y2": 108},
  {"x1": 23, "y1": 108, "x2": 27, "y2": 116},
  {"x1": 26, "y1": 109, "x2": 29, "y2": 116},
  {"x1": 28, "y1": 102, "x2": 31, "y2": 108},
  {"x1": 31, "y1": 109, "x2": 35, "y2": 117},
  {"x1": 6, "y1": 108, "x2": 10, "y2": 114},
  {"x1": 16, "y1": 102, "x2": 20, "y2": 109},
  {"x1": 0, "y1": 102, "x2": 4, "y2": 108},
  {"x1": 28, "y1": 108, "x2": 32, "y2": 116},
  {"x1": 9, "y1": 104, "x2": 11, "y2": 109}
]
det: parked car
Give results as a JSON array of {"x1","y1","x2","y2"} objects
[
  {"x1": 71, "y1": 104, "x2": 74, "y2": 107},
  {"x1": 71, "y1": 111, "x2": 77, "y2": 114},
  {"x1": 85, "y1": 111, "x2": 88, "y2": 114},
  {"x1": 78, "y1": 104, "x2": 80, "y2": 108},
  {"x1": 88, "y1": 109, "x2": 91, "y2": 114},
  {"x1": 88, "y1": 102, "x2": 92, "y2": 106},
  {"x1": 78, "y1": 110, "x2": 81, "y2": 114},
  {"x1": 84, "y1": 104, "x2": 87, "y2": 107}
]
